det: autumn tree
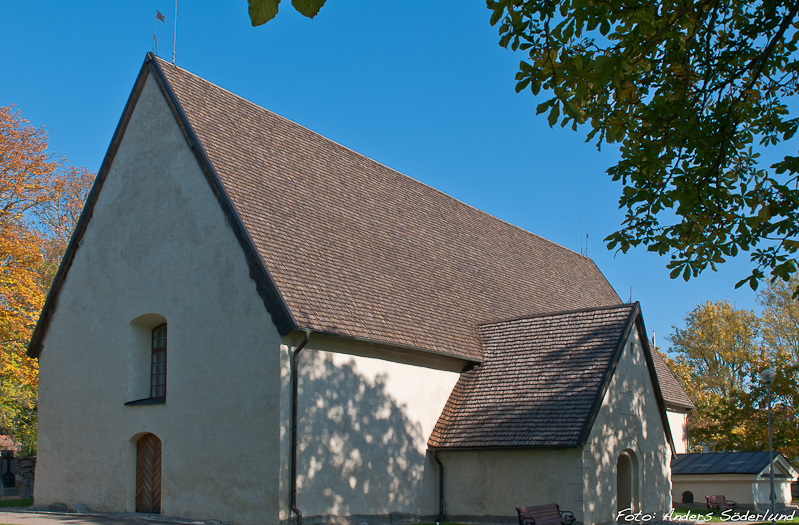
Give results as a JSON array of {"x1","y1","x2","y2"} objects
[
  {"x1": 668, "y1": 298, "x2": 799, "y2": 461},
  {"x1": 760, "y1": 273, "x2": 799, "y2": 365},
  {"x1": 670, "y1": 300, "x2": 763, "y2": 397},
  {"x1": 36, "y1": 166, "x2": 95, "y2": 287},
  {"x1": 0, "y1": 106, "x2": 94, "y2": 453}
]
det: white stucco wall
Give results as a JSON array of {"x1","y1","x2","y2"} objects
[
  {"x1": 36, "y1": 73, "x2": 284, "y2": 524},
  {"x1": 582, "y1": 326, "x2": 672, "y2": 525},
  {"x1": 441, "y1": 448, "x2": 584, "y2": 522},
  {"x1": 277, "y1": 336, "x2": 463, "y2": 522},
  {"x1": 752, "y1": 478, "x2": 794, "y2": 508},
  {"x1": 673, "y1": 475, "x2": 794, "y2": 508},
  {"x1": 672, "y1": 475, "x2": 754, "y2": 506},
  {"x1": 667, "y1": 410, "x2": 689, "y2": 454}
]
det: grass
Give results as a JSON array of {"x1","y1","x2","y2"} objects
[
  {"x1": 0, "y1": 499, "x2": 33, "y2": 508},
  {"x1": 671, "y1": 507, "x2": 799, "y2": 523}
]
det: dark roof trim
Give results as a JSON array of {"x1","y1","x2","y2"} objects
[
  {"x1": 479, "y1": 302, "x2": 631, "y2": 327},
  {"x1": 306, "y1": 327, "x2": 483, "y2": 365},
  {"x1": 638, "y1": 313, "x2": 677, "y2": 455},
  {"x1": 429, "y1": 444, "x2": 581, "y2": 452},
  {"x1": 148, "y1": 55, "x2": 296, "y2": 335},
  {"x1": 575, "y1": 302, "x2": 676, "y2": 455},
  {"x1": 576, "y1": 302, "x2": 638, "y2": 448},
  {"x1": 27, "y1": 53, "x2": 296, "y2": 358},
  {"x1": 28, "y1": 57, "x2": 154, "y2": 358}
]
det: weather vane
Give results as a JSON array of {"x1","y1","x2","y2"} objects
[
  {"x1": 152, "y1": 2, "x2": 177, "y2": 64},
  {"x1": 153, "y1": 7, "x2": 165, "y2": 56}
]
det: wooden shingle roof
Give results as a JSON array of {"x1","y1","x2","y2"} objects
[
  {"x1": 652, "y1": 350, "x2": 695, "y2": 410},
  {"x1": 429, "y1": 304, "x2": 638, "y2": 448},
  {"x1": 149, "y1": 56, "x2": 620, "y2": 361}
]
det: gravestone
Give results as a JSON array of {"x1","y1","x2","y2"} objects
[{"x1": 1, "y1": 450, "x2": 19, "y2": 496}]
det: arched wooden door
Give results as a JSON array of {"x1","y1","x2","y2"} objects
[{"x1": 136, "y1": 433, "x2": 161, "y2": 513}]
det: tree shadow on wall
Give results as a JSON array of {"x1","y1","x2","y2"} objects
[{"x1": 296, "y1": 351, "x2": 432, "y2": 518}]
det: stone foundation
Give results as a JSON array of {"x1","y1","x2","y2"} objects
[{"x1": 14, "y1": 455, "x2": 35, "y2": 498}]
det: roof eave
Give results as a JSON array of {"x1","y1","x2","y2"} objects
[
  {"x1": 288, "y1": 327, "x2": 483, "y2": 366},
  {"x1": 148, "y1": 55, "x2": 296, "y2": 335},
  {"x1": 428, "y1": 444, "x2": 582, "y2": 452},
  {"x1": 636, "y1": 311, "x2": 678, "y2": 456},
  {"x1": 759, "y1": 454, "x2": 799, "y2": 478}
]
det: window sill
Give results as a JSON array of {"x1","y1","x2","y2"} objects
[{"x1": 124, "y1": 397, "x2": 166, "y2": 406}]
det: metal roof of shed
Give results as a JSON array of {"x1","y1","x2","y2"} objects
[{"x1": 672, "y1": 452, "x2": 793, "y2": 476}]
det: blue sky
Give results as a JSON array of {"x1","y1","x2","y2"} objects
[{"x1": 2, "y1": 1, "x2": 766, "y2": 352}]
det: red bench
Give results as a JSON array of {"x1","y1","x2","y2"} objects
[
  {"x1": 516, "y1": 504, "x2": 576, "y2": 525},
  {"x1": 706, "y1": 495, "x2": 737, "y2": 510}
]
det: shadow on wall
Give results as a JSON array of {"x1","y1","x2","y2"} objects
[
  {"x1": 584, "y1": 341, "x2": 670, "y2": 521},
  {"x1": 297, "y1": 351, "x2": 429, "y2": 517}
]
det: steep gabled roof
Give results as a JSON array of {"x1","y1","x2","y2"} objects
[
  {"x1": 29, "y1": 53, "x2": 621, "y2": 361},
  {"x1": 428, "y1": 303, "x2": 675, "y2": 450}
]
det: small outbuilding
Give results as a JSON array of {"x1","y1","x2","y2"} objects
[{"x1": 672, "y1": 452, "x2": 798, "y2": 510}]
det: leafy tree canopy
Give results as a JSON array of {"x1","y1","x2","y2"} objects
[
  {"x1": 669, "y1": 300, "x2": 762, "y2": 397},
  {"x1": 491, "y1": 0, "x2": 799, "y2": 291},
  {"x1": 759, "y1": 273, "x2": 799, "y2": 362},
  {"x1": 248, "y1": 0, "x2": 799, "y2": 291},
  {"x1": 247, "y1": 0, "x2": 327, "y2": 26}
]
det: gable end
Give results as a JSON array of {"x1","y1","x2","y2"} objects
[
  {"x1": 576, "y1": 302, "x2": 676, "y2": 455},
  {"x1": 27, "y1": 53, "x2": 296, "y2": 358}
]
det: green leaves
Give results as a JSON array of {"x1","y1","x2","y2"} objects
[
  {"x1": 249, "y1": 0, "x2": 280, "y2": 26},
  {"x1": 248, "y1": 0, "x2": 327, "y2": 26},
  {"x1": 491, "y1": 0, "x2": 799, "y2": 291},
  {"x1": 292, "y1": 0, "x2": 327, "y2": 18}
]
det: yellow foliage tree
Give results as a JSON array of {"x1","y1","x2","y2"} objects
[
  {"x1": 667, "y1": 299, "x2": 799, "y2": 461},
  {"x1": 759, "y1": 274, "x2": 799, "y2": 365},
  {"x1": 0, "y1": 106, "x2": 94, "y2": 452},
  {"x1": 669, "y1": 300, "x2": 763, "y2": 399}
]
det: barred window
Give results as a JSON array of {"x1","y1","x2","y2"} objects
[{"x1": 150, "y1": 324, "x2": 167, "y2": 398}]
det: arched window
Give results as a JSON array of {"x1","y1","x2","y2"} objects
[{"x1": 150, "y1": 324, "x2": 167, "y2": 398}]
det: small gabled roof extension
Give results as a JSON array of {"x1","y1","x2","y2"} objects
[
  {"x1": 651, "y1": 350, "x2": 695, "y2": 410},
  {"x1": 29, "y1": 53, "x2": 621, "y2": 361},
  {"x1": 429, "y1": 303, "x2": 675, "y2": 450}
]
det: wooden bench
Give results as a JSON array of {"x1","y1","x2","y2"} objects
[
  {"x1": 706, "y1": 495, "x2": 737, "y2": 510},
  {"x1": 516, "y1": 504, "x2": 576, "y2": 525}
]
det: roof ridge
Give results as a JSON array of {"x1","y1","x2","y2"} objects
[
  {"x1": 478, "y1": 302, "x2": 633, "y2": 328},
  {"x1": 152, "y1": 57, "x2": 592, "y2": 263}
]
